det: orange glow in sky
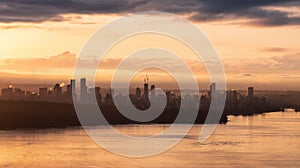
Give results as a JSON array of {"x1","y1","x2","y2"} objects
[{"x1": 0, "y1": 12, "x2": 300, "y2": 90}]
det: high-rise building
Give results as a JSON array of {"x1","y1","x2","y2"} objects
[
  {"x1": 39, "y1": 87, "x2": 48, "y2": 97},
  {"x1": 150, "y1": 84, "x2": 156, "y2": 97},
  {"x1": 88, "y1": 87, "x2": 95, "y2": 95},
  {"x1": 95, "y1": 87, "x2": 101, "y2": 95},
  {"x1": 151, "y1": 85, "x2": 155, "y2": 90},
  {"x1": 166, "y1": 91, "x2": 171, "y2": 101},
  {"x1": 248, "y1": 87, "x2": 254, "y2": 99},
  {"x1": 80, "y1": 78, "x2": 87, "y2": 99},
  {"x1": 1, "y1": 86, "x2": 14, "y2": 100},
  {"x1": 136, "y1": 87, "x2": 141, "y2": 99},
  {"x1": 232, "y1": 90, "x2": 238, "y2": 102},
  {"x1": 70, "y1": 79, "x2": 75, "y2": 94},
  {"x1": 110, "y1": 88, "x2": 114, "y2": 97},
  {"x1": 144, "y1": 83, "x2": 149, "y2": 101},
  {"x1": 54, "y1": 84, "x2": 62, "y2": 98},
  {"x1": 209, "y1": 83, "x2": 216, "y2": 98},
  {"x1": 95, "y1": 87, "x2": 101, "y2": 102},
  {"x1": 66, "y1": 84, "x2": 71, "y2": 94},
  {"x1": 144, "y1": 75, "x2": 149, "y2": 102}
]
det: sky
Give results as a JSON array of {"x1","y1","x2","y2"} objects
[{"x1": 0, "y1": 0, "x2": 300, "y2": 90}]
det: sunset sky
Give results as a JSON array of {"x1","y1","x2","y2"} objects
[{"x1": 0, "y1": 0, "x2": 300, "y2": 90}]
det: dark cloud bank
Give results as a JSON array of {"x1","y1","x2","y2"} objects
[{"x1": 0, "y1": 0, "x2": 300, "y2": 26}]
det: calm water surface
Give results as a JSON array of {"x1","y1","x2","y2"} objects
[{"x1": 0, "y1": 112, "x2": 299, "y2": 168}]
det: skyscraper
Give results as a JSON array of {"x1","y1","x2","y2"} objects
[
  {"x1": 150, "y1": 84, "x2": 156, "y2": 97},
  {"x1": 54, "y1": 84, "x2": 62, "y2": 98},
  {"x1": 39, "y1": 87, "x2": 48, "y2": 98},
  {"x1": 232, "y1": 90, "x2": 238, "y2": 102},
  {"x1": 144, "y1": 78, "x2": 149, "y2": 102},
  {"x1": 70, "y1": 79, "x2": 75, "y2": 95},
  {"x1": 209, "y1": 83, "x2": 216, "y2": 98},
  {"x1": 80, "y1": 78, "x2": 87, "y2": 99},
  {"x1": 95, "y1": 87, "x2": 101, "y2": 102},
  {"x1": 144, "y1": 83, "x2": 149, "y2": 101},
  {"x1": 136, "y1": 87, "x2": 141, "y2": 99},
  {"x1": 66, "y1": 84, "x2": 71, "y2": 94},
  {"x1": 248, "y1": 87, "x2": 254, "y2": 99}
]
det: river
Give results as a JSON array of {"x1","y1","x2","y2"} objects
[{"x1": 0, "y1": 111, "x2": 299, "y2": 167}]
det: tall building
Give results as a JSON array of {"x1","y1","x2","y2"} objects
[
  {"x1": 150, "y1": 84, "x2": 156, "y2": 97},
  {"x1": 95, "y1": 87, "x2": 101, "y2": 95},
  {"x1": 110, "y1": 88, "x2": 114, "y2": 97},
  {"x1": 95, "y1": 87, "x2": 101, "y2": 103},
  {"x1": 80, "y1": 78, "x2": 87, "y2": 99},
  {"x1": 1, "y1": 86, "x2": 14, "y2": 100},
  {"x1": 166, "y1": 91, "x2": 171, "y2": 101},
  {"x1": 136, "y1": 87, "x2": 141, "y2": 99},
  {"x1": 66, "y1": 84, "x2": 71, "y2": 94},
  {"x1": 232, "y1": 90, "x2": 238, "y2": 102},
  {"x1": 209, "y1": 83, "x2": 216, "y2": 98},
  {"x1": 70, "y1": 79, "x2": 75, "y2": 94},
  {"x1": 144, "y1": 81, "x2": 149, "y2": 101},
  {"x1": 54, "y1": 84, "x2": 62, "y2": 98},
  {"x1": 143, "y1": 76, "x2": 150, "y2": 108},
  {"x1": 248, "y1": 87, "x2": 254, "y2": 99},
  {"x1": 39, "y1": 87, "x2": 48, "y2": 97}
]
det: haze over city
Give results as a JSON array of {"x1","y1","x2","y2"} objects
[{"x1": 0, "y1": 1, "x2": 300, "y2": 90}]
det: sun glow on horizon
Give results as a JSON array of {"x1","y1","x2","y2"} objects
[{"x1": 0, "y1": 13, "x2": 299, "y2": 90}]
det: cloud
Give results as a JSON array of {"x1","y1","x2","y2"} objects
[
  {"x1": 0, "y1": 24, "x2": 41, "y2": 29},
  {"x1": 0, "y1": 71, "x2": 71, "y2": 85},
  {"x1": 221, "y1": 52, "x2": 300, "y2": 78},
  {"x1": 0, "y1": 0, "x2": 142, "y2": 23},
  {"x1": 2, "y1": 50, "x2": 299, "y2": 79},
  {"x1": 188, "y1": 0, "x2": 300, "y2": 26},
  {"x1": 1, "y1": 51, "x2": 300, "y2": 90},
  {"x1": 0, "y1": 0, "x2": 299, "y2": 26},
  {"x1": 0, "y1": 51, "x2": 211, "y2": 88},
  {"x1": 260, "y1": 47, "x2": 290, "y2": 52},
  {"x1": 1, "y1": 51, "x2": 75, "y2": 70},
  {"x1": 271, "y1": 52, "x2": 300, "y2": 70},
  {"x1": 242, "y1": 73, "x2": 252, "y2": 77}
]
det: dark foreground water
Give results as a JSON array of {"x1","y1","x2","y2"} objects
[{"x1": 0, "y1": 112, "x2": 299, "y2": 168}]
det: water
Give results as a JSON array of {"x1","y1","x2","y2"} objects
[{"x1": 0, "y1": 112, "x2": 299, "y2": 167}]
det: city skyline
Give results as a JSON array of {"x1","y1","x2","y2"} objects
[
  {"x1": 0, "y1": 77, "x2": 260, "y2": 97},
  {"x1": 0, "y1": 77, "x2": 256, "y2": 100},
  {"x1": 4, "y1": 76, "x2": 298, "y2": 112}
]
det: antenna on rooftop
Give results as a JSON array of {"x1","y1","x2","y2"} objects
[{"x1": 144, "y1": 75, "x2": 149, "y2": 84}]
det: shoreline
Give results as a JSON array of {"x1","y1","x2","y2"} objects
[{"x1": 0, "y1": 100, "x2": 228, "y2": 130}]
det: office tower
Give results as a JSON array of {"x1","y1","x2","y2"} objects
[
  {"x1": 94, "y1": 87, "x2": 101, "y2": 102},
  {"x1": 166, "y1": 91, "x2": 171, "y2": 101},
  {"x1": 39, "y1": 87, "x2": 48, "y2": 97},
  {"x1": 88, "y1": 87, "x2": 95, "y2": 95},
  {"x1": 26, "y1": 91, "x2": 31, "y2": 96},
  {"x1": 105, "y1": 93, "x2": 112, "y2": 105},
  {"x1": 14, "y1": 88, "x2": 25, "y2": 97},
  {"x1": 53, "y1": 84, "x2": 62, "y2": 100},
  {"x1": 80, "y1": 78, "x2": 87, "y2": 99},
  {"x1": 209, "y1": 83, "x2": 216, "y2": 98},
  {"x1": 232, "y1": 90, "x2": 238, "y2": 102},
  {"x1": 248, "y1": 87, "x2": 254, "y2": 99},
  {"x1": 150, "y1": 84, "x2": 156, "y2": 97},
  {"x1": 70, "y1": 79, "x2": 75, "y2": 94},
  {"x1": 95, "y1": 87, "x2": 100, "y2": 95},
  {"x1": 110, "y1": 88, "x2": 114, "y2": 97},
  {"x1": 136, "y1": 87, "x2": 141, "y2": 99},
  {"x1": 1, "y1": 86, "x2": 14, "y2": 100},
  {"x1": 66, "y1": 84, "x2": 71, "y2": 94},
  {"x1": 144, "y1": 82, "x2": 149, "y2": 101}
]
